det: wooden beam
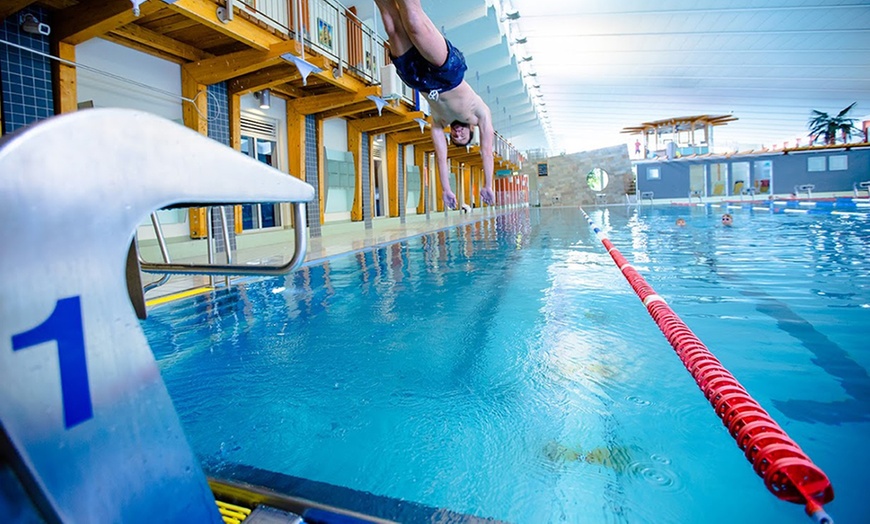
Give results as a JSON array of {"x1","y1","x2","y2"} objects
[
  {"x1": 289, "y1": 86, "x2": 380, "y2": 115},
  {"x1": 111, "y1": 23, "x2": 209, "y2": 62},
  {"x1": 55, "y1": 0, "x2": 164, "y2": 45},
  {"x1": 270, "y1": 84, "x2": 306, "y2": 99},
  {"x1": 101, "y1": 32, "x2": 187, "y2": 64},
  {"x1": 287, "y1": 105, "x2": 306, "y2": 182},
  {"x1": 389, "y1": 128, "x2": 430, "y2": 145},
  {"x1": 310, "y1": 65, "x2": 372, "y2": 93},
  {"x1": 415, "y1": 147, "x2": 427, "y2": 214},
  {"x1": 352, "y1": 111, "x2": 425, "y2": 134},
  {"x1": 318, "y1": 100, "x2": 381, "y2": 120},
  {"x1": 348, "y1": 122, "x2": 364, "y2": 221},
  {"x1": 165, "y1": 0, "x2": 282, "y2": 51},
  {"x1": 51, "y1": 41, "x2": 76, "y2": 114},
  {"x1": 450, "y1": 150, "x2": 483, "y2": 164},
  {"x1": 228, "y1": 66, "x2": 301, "y2": 96},
  {"x1": 370, "y1": 120, "x2": 421, "y2": 135},
  {"x1": 181, "y1": 67, "x2": 207, "y2": 135},
  {"x1": 385, "y1": 135, "x2": 399, "y2": 218},
  {"x1": 316, "y1": 118, "x2": 326, "y2": 225},
  {"x1": 229, "y1": 92, "x2": 241, "y2": 151},
  {"x1": 0, "y1": 1, "x2": 36, "y2": 22},
  {"x1": 183, "y1": 40, "x2": 315, "y2": 85}
]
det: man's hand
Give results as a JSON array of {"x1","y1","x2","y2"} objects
[
  {"x1": 480, "y1": 186, "x2": 495, "y2": 205},
  {"x1": 443, "y1": 189, "x2": 457, "y2": 210}
]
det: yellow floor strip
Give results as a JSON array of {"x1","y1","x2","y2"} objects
[
  {"x1": 216, "y1": 500, "x2": 251, "y2": 523},
  {"x1": 146, "y1": 286, "x2": 214, "y2": 307}
]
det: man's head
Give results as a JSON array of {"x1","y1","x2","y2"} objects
[{"x1": 449, "y1": 121, "x2": 472, "y2": 147}]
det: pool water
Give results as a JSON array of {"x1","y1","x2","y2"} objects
[{"x1": 143, "y1": 207, "x2": 870, "y2": 523}]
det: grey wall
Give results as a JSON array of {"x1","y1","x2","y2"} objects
[{"x1": 637, "y1": 149, "x2": 870, "y2": 199}]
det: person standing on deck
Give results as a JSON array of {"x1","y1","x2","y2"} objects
[{"x1": 375, "y1": 0, "x2": 496, "y2": 209}]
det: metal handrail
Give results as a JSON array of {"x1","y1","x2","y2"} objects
[
  {"x1": 142, "y1": 212, "x2": 172, "y2": 292},
  {"x1": 140, "y1": 203, "x2": 308, "y2": 276}
]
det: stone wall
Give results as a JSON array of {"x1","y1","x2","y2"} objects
[{"x1": 525, "y1": 145, "x2": 633, "y2": 206}]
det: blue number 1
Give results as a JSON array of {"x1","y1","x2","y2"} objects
[{"x1": 12, "y1": 296, "x2": 93, "y2": 428}]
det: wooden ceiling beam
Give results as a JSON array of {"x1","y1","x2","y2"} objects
[
  {"x1": 288, "y1": 86, "x2": 379, "y2": 115},
  {"x1": 319, "y1": 100, "x2": 384, "y2": 120},
  {"x1": 367, "y1": 120, "x2": 422, "y2": 135},
  {"x1": 55, "y1": 0, "x2": 164, "y2": 45},
  {"x1": 184, "y1": 43, "x2": 325, "y2": 85},
  {"x1": 0, "y1": 1, "x2": 36, "y2": 23},
  {"x1": 228, "y1": 66, "x2": 302, "y2": 95},
  {"x1": 164, "y1": 0, "x2": 283, "y2": 51},
  {"x1": 111, "y1": 23, "x2": 210, "y2": 62},
  {"x1": 351, "y1": 111, "x2": 425, "y2": 133},
  {"x1": 270, "y1": 84, "x2": 306, "y2": 99},
  {"x1": 389, "y1": 128, "x2": 431, "y2": 145}
]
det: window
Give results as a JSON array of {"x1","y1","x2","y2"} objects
[
  {"x1": 240, "y1": 115, "x2": 282, "y2": 231},
  {"x1": 808, "y1": 157, "x2": 826, "y2": 172},
  {"x1": 731, "y1": 162, "x2": 750, "y2": 195},
  {"x1": 829, "y1": 155, "x2": 848, "y2": 171},
  {"x1": 587, "y1": 167, "x2": 609, "y2": 191},
  {"x1": 647, "y1": 167, "x2": 660, "y2": 180}
]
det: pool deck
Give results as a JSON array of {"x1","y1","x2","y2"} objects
[{"x1": 142, "y1": 207, "x2": 511, "y2": 304}]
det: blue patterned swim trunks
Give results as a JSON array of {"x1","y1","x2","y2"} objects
[{"x1": 391, "y1": 38, "x2": 467, "y2": 99}]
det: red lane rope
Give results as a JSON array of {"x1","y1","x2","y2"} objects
[{"x1": 580, "y1": 210, "x2": 834, "y2": 522}]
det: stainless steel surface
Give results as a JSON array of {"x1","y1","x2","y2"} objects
[
  {"x1": 0, "y1": 108, "x2": 314, "y2": 523},
  {"x1": 142, "y1": 212, "x2": 171, "y2": 293},
  {"x1": 140, "y1": 203, "x2": 309, "y2": 276}
]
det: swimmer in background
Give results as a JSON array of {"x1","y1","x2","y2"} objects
[
  {"x1": 675, "y1": 218, "x2": 686, "y2": 227},
  {"x1": 721, "y1": 213, "x2": 733, "y2": 226}
]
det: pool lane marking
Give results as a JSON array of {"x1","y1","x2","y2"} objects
[{"x1": 146, "y1": 286, "x2": 214, "y2": 307}]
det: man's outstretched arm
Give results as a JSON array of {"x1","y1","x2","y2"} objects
[
  {"x1": 477, "y1": 105, "x2": 496, "y2": 205},
  {"x1": 431, "y1": 123, "x2": 457, "y2": 209}
]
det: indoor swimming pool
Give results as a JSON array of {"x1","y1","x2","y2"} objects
[{"x1": 143, "y1": 207, "x2": 869, "y2": 523}]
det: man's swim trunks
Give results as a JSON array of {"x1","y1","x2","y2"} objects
[{"x1": 391, "y1": 38, "x2": 467, "y2": 99}]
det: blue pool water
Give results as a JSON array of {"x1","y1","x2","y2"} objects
[{"x1": 143, "y1": 207, "x2": 870, "y2": 523}]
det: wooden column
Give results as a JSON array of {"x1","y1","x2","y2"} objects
[
  {"x1": 182, "y1": 67, "x2": 208, "y2": 238},
  {"x1": 459, "y1": 164, "x2": 474, "y2": 206},
  {"x1": 181, "y1": 68, "x2": 207, "y2": 135},
  {"x1": 52, "y1": 41, "x2": 76, "y2": 115},
  {"x1": 348, "y1": 122, "x2": 363, "y2": 221},
  {"x1": 434, "y1": 157, "x2": 445, "y2": 212},
  {"x1": 317, "y1": 118, "x2": 326, "y2": 225},
  {"x1": 415, "y1": 147, "x2": 426, "y2": 214},
  {"x1": 286, "y1": 104, "x2": 306, "y2": 182},
  {"x1": 385, "y1": 135, "x2": 400, "y2": 217},
  {"x1": 229, "y1": 92, "x2": 241, "y2": 150}
]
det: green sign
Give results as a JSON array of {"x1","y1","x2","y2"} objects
[
  {"x1": 537, "y1": 163, "x2": 548, "y2": 177},
  {"x1": 496, "y1": 169, "x2": 512, "y2": 177}
]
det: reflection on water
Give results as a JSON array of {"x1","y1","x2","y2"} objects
[{"x1": 144, "y1": 207, "x2": 869, "y2": 524}]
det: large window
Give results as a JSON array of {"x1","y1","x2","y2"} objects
[
  {"x1": 753, "y1": 160, "x2": 772, "y2": 194},
  {"x1": 239, "y1": 116, "x2": 281, "y2": 231},
  {"x1": 710, "y1": 163, "x2": 728, "y2": 196},
  {"x1": 731, "y1": 162, "x2": 750, "y2": 195}
]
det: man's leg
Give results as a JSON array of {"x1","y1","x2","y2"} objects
[
  {"x1": 394, "y1": 0, "x2": 448, "y2": 66},
  {"x1": 375, "y1": 0, "x2": 413, "y2": 56}
]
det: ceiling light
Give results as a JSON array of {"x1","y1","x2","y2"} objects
[
  {"x1": 513, "y1": 37, "x2": 528, "y2": 45},
  {"x1": 501, "y1": 11, "x2": 520, "y2": 21},
  {"x1": 520, "y1": 56, "x2": 533, "y2": 62}
]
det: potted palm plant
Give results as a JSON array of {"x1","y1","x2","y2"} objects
[{"x1": 808, "y1": 102, "x2": 863, "y2": 144}]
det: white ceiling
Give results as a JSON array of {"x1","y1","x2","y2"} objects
[{"x1": 412, "y1": 0, "x2": 870, "y2": 155}]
